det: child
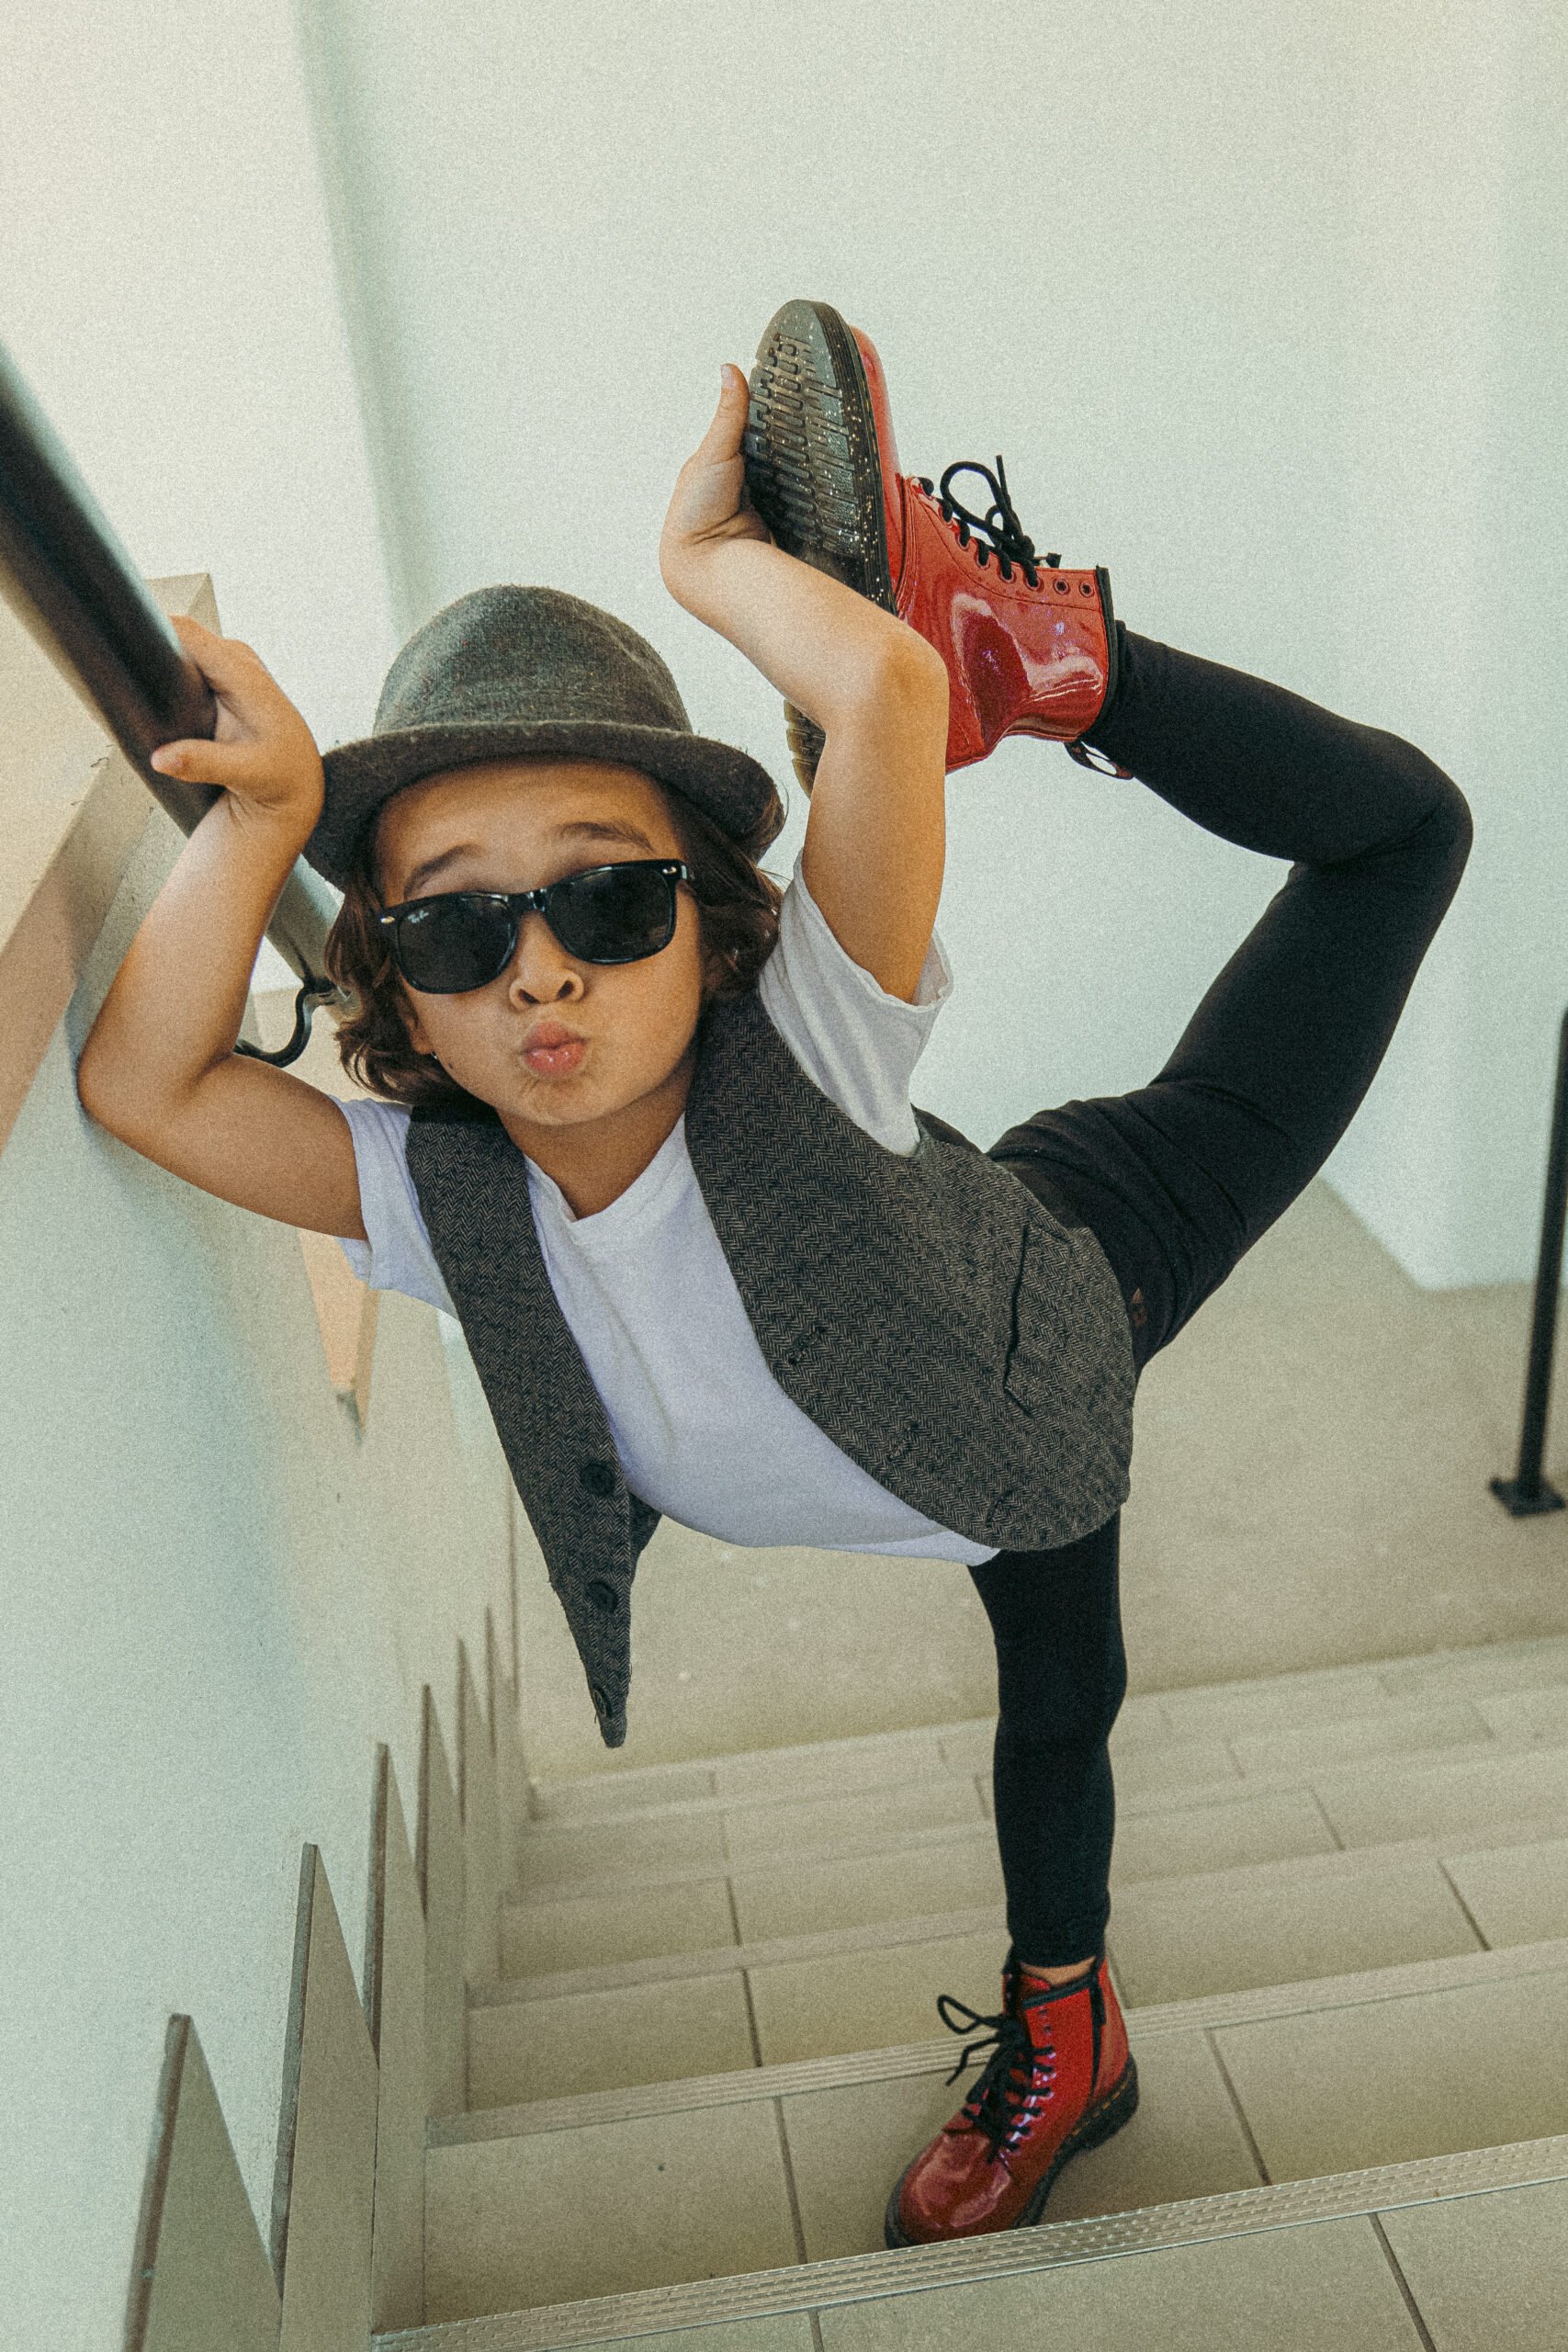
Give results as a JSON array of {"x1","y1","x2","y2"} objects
[{"x1": 75, "y1": 304, "x2": 1472, "y2": 2253}]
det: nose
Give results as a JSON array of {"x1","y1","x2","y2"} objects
[{"x1": 504, "y1": 906, "x2": 583, "y2": 1002}]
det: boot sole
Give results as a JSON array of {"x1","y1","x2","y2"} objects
[
  {"x1": 742, "y1": 300, "x2": 897, "y2": 789},
  {"x1": 881, "y1": 2052, "x2": 1141, "y2": 2251}
]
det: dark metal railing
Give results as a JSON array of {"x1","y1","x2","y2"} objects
[
  {"x1": 1491, "y1": 1007, "x2": 1568, "y2": 1516},
  {"x1": 0, "y1": 334, "x2": 347, "y2": 1066}
]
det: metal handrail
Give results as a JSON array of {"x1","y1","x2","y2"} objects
[
  {"x1": 1491, "y1": 1006, "x2": 1568, "y2": 1516},
  {"x1": 0, "y1": 334, "x2": 348, "y2": 1065}
]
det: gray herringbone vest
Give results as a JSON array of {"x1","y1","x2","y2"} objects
[{"x1": 407, "y1": 987, "x2": 1135, "y2": 1747}]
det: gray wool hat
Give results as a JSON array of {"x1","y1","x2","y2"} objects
[{"x1": 304, "y1": 583, "x2": 783, "y2": 890}]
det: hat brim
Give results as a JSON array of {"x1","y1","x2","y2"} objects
[{"x1": 306, "y1": 718, "x2": 784, "y2": 890}]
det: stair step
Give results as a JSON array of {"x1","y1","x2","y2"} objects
[
  {"x1": 402, "y1": 1940, "x2": 1568, "y2": 2335},
  {"x1": 469, "y1": 1826, "x2": 1568, "y2": 2109},
  {"x1": 381, "y1": 2137, "x2": 1568, "y2": 2349},
  {"x1": 522, "y1": 1634, "x2": 1568, "y2": 1831},
  {"x1": 497, "y1": 1762, "x2": 1568, "y2": 1996},
  {"x1": 511, "y1": 1720, "x2": 1568, "y2": 1906}
]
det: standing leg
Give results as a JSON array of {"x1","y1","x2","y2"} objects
[{"x1": 969, "y1": 1515, "x2": 1126, "y2": 1972}]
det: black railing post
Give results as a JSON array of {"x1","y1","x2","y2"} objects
[{"x1": 1491, "y1": 1004, "x2": 1568, "y2": 1515}]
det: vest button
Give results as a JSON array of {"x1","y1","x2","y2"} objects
[
  {"x1": 579, "y1": 1459, "x2": 616, "y2": 1497},
  {"x1": 587, "y1": 1579, "x2": 620, "y2": 1614}
]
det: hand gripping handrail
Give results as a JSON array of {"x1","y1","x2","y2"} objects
[{"x1": 0, "y1": 335, "x2": 349, "y2": 1066}]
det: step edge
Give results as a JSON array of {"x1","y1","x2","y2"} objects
[
  {"x1": 486, "y1": 1817, "x2": 1568, "y2": 2006},
  {"x1": 384, "y1": 2130, "x2": 1568, "y2": 2348},
  {"x1": 435, "y1": 1933, "x2": 1568, "y2": 2148}
]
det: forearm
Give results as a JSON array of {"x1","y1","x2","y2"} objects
[
  {"x1": 670, "y1": 530, "x2": 933, "y2": 730},
  {"x1": 76, "y1": 795, "x2": 313, "y2": 1137}
]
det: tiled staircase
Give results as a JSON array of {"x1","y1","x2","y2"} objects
[{"x1": 384, "y1": 1636, "x2": 1568, "y2": 2349}]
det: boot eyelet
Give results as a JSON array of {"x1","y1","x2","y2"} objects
[{"x1": 1054, "y1": 579, "x2": 1069, "y2": 593}]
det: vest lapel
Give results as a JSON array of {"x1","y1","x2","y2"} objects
[{"x1": 405, "y1": 1099, "x2": 649, "y2": 1747}]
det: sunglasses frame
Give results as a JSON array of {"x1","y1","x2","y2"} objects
[{"x1": 376, "y1": 858, "x2": 695, "y2": 993}]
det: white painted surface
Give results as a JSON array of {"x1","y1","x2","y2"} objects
[
  {"x1": 295, "y1": 0, "x2": 1564, "y2": 1288},
  {"x1": 0, "y1": 805, "x2": 513, "y2": 2343},
  {"x1": 0, "y1": 0, "x2": 397, "y2": 999}
]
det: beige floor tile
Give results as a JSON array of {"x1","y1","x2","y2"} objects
[
  {"x1": 1377, "y1": 1641, "x2": 1568, "y2": 1702},
  {"x1": 937, "y1": 1723, "x2": 996, "y2": 1773},
  {"x1": 721, "y1": 1779, "x2": 982, "y2": 1861},
  {"x1": 713, "y1": 1730, "x2": 946, "y2": 1800},
  {"x1": 1110, "y1": 1737, "x2": 1239, "y2": 1798},
  {"x1": 1159, "y1": 1669, "x2": 1392, "y2": 1738},
  {"x1": 1231, "y1": 1697, "x2": 1493, "y2": 1781},
  {"x1": 1108, "y1": 1853, "x2": 1481, "y2": 2007},
  {"x1": 1314, "y1": 1747, "x2": 1568, "y2": 1848},
  {"x1": 1441, "y1": 1838, "x2": 1568, "y2": 1948},
  {"x1": 1379, "y1": 2177, "x2": 1568, "y2": 2352},
  {"x1": 467, "y1": 1973, "x2": 755, "y2": 2107},
  {"x1": 749, "y1": 1929, "x2": 1005, "y2": 2067},
  {"x1": 1213, "y1": 1965, "x2": 1568, "y2": 2180},
  {"x1": 1111, "y1": 1786, "x2": 1338, "y2": 1883},
  {"x1": 730, "y1": 1833, "x2": 1004, "y2": 1945},
  {"x1": 530, "y1": 1762, "x2": 719, "y2": 1820},
  {"x1": 424, "y1": 2102, "x2": 799, "y2": 2318},
  {"x1": 779, "y1": 2027, "x2": 1261, "y2": 2261},
  {"x1": 817, "y1": 2215, "x2": 1423, "y2": 2349},
  {"x1": 500, "y1": 1879, "x2": 739, "y2": 1977},
  {"x1": 514, "y1": 1808, "x2": 729, "y2": 1889},
  {"x1": 1479, "y1": 1687, "x2": 1568, "y2": 1747}
]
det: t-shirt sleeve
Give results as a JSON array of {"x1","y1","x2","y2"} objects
[
  {"x1": 332, "y1": 1096, "x2": 457, "y2": 1316},
  {"x1": 755, "y1": 849, "x2": 954, "y2": 1155}
]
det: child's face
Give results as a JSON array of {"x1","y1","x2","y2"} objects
[{"x1": 373, "y1": 757, "x2": 722, "y2": 1146}]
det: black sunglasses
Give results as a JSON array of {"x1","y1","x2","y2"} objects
[{"x1": 377, "y1": 859, "x2": 694, "y2": 993}]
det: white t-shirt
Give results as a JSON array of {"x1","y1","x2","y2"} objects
[{"x1": 333, "y1": 850, "x2": 998, "y2": 1566}]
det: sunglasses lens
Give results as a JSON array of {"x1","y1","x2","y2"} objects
[
  {"x1": 395, "y1": 896, "x2": 518, "y2": 992},
  {"x1": 554, "y1": 865, "x2": 677, "y2": 961}
]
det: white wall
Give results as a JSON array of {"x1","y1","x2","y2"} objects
[
  {"x1": 0, "y1": 801, "x2": 513, "y2": 2344},
  {"x1": 0, "y1": 0, "x2": 400, "y2": 991},
  {"x1": 298, "y1": 0, "x2": 1566, "y2": 1288}
]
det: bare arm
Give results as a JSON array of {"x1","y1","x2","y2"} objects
[
  {"x1": 660, "y1": 365, "x2": 949, "y2": 1004},
  {"x1": 74, "y1": 616, "x2": 367, "y2": 1241}
]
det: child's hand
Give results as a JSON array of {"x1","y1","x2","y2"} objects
[
  {"x1": 150, "y1": 615, "x2": 324, "y2": 838},
  {"x1": 659, "y1": 364, "x2": 771, "y2": 615}
]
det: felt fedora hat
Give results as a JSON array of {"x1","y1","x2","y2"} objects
[{"x1": 305, "y1": 583, "x2": 783, "y2": 890}]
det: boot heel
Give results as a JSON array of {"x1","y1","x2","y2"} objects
[{"x1": 743, "y1": 299, "x2": 899, "y2": 709}]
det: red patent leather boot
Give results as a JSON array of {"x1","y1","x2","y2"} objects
[
  {"x1": 743, "y1": 299, "x2": 1132, "y2": 790},
  {"x1": 885, "y1": 1951, "x2": 1138, "y2": 2246}
]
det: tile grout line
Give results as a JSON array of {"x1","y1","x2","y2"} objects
[
  {"x1": 772, "y1": 2097, "x2": 811, "y2": 2269},
  {"x1": 739, "y1": 1968, "x2": 765, "y2": 2071},
  {"x1": 1306, "y1": 1782, "x2": 1346, "y2": 1851},
  {"x1": 1202, "y1": 2027, "x2": 1272, "y2": 2188},
  {"x1": 1368, "y1": 2211, "x2": 1440, "y2": 2352},
  {"x1": 1436, "y1": 1860, "x2": 1493, "y2": 1952}
]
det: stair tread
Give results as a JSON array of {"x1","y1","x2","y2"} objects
[
  {"x1": 522, "y1": 1634, "x2": 1568, "y2": 1831},
  {"x1": 444, "y1": 1933, "x2": 1568, "y2": 2145},
  {"x1": 484, "y1": 1821, "x2": 1568, "y2": 2007},
  {"x1": 390, "y1": 2123, "x2": 1568, "y2": 2346}
]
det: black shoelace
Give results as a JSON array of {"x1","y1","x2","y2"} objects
[
  {"x1": 936, "y1": 1984, "x2": 1057, "y2": 2158},
  {"x1": 917, "y1": 456, "x2": 1063, "y2": 587}
]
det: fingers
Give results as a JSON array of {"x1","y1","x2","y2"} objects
[{"x1": 694, "y1": 362, "x2": 750, "y2": 459}]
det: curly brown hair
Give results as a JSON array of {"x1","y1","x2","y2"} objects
[{"x1": 321, "y1": 765, "x2": 788, "y2": 1109}]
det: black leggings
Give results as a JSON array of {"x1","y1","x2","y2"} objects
[{"x1": 971, "y1": 625, "x2": 1472, "y2": 1965}]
